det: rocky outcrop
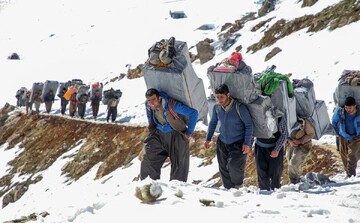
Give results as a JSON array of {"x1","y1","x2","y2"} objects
[{"x1": 196, "y1": 38, "x2": 215, "y2": 64}]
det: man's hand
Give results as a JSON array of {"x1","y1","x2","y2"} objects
[
  {"x1": 204, "y1": 140, "x2": 210, "y2": 149},
  {"x1": 184, "y1": 133, "x2": 191, "y2": 139},
  {"x1": 242, "y1": 145, "x2": 251, "y2": 154},
  {"x1": 270, "y1": 150, "x2": 279, "y2": 158}
]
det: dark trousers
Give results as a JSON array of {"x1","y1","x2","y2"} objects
[
  {"x1": 77, "y1": 103, "x2": 86, "y2": 119},
  {"x1": 91, "y1": 103, "x2": 100, "y2": 119},
  {"x1": 140, "y1": 129, "x2": 189, "y2": 182},
  {"x1": 69, "y1": 101, "x2": 76, "y2": 117},
  {"x1": 255, "y1": 144, "x2": 284, "y2": 190},
  {"x1": 285, "y1": 143, "x2": 311, "y2": 184},
  {"x1": 60, "y1": 99, "x2": 68, "y2": 115},
  {"x1": 217, "y1": 138, "x2": 247, "y2": 189},
  {"x1": 45, "y1": 101, "x2": 52, "y2": 113},
  {"x1": 107, "y1": 107, "x2": 117, "y2": 122}
]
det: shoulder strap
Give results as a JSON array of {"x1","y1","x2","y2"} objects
[
  {"x1": 234, "y1": 99, "x2": 243, "y2": 122},
  {"x1": 214, "y1": 99, "x2": 243, "y2": 122},
  {"x1": 168, "y1": 98, "x2": 180, "y2": 120}
]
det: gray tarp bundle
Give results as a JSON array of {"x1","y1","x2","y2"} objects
[
  {"x1": 293, "y1": 78, "x2": 316, "y2": 118},
  {"x1": 76, "y1": 85, "x2": 90, "y2": 101},
  {"x1": 58, "y1": 82, "x2": 71, "y2": 97},
  {"x1": 207, "y1": 62, "x2": 276, "y2": 137},
  {"x1": 334, "y1": 84, "x2": 360, "y2": 106},
  {"x1": 292, "y1": 78, "x2": 335, "y2": 139},
  {"x1": 247, "y1": 95, "x2": 278, "y2": 138},
  {"x1": 30, "y1": 82, "x2": 44, "y2": 103},
  {"x1": 311, "y1": 100, "x2": 335, "y2": 140},
  {"x1": 16, "y1": 87, "x2": 28, "y2": 106},
  {"x1": 333, "y1": 70, "x2": 360, "y2": 106},
  {"x1": 270, "y1": 80, "x2": 298, "y2": 137},
  {"x1": 41, "y1": 80, "x2": 59, "y2": 102},
  {"x1": 102, "y1": 89, "x2": 122, "y2": 105},
  {"x1": 90, "y1": 83, "x2": 103, "y2": 98},
  {"x1": 207, "y1": 61, "x2": 259, "y2": 104},
  {"x1": 143, "y1": 40, "x2": 208, "y2": 125}
]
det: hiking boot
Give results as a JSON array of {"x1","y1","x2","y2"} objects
[{"x1": 167, "y1": 36, "x2": 176, "y2": 59}]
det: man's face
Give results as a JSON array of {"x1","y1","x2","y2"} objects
[
  {"x1": 216, "y1": 93, "x2": 230, "y2": 107},
  {"x1": 345, "y1": 104, "x2": 357, "y2": 115},
  {"x1": 146, "y1": 94, "x2": 160, "y2": 110}
]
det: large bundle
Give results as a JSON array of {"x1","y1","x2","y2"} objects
[
  {"x1": 311, "y1": 100, "x2": 335, "y2": 140},
  {"x1": 70, "y1": 79, "x2": 83, "y2": 86},
  {"x1": 41, "y1": 80, "x2": 59, "y2": 102},
  {"x1": 143, "y1": 40, "x2": 208, "y2": 124},
  {"x1": 16, "y1": 87, "x2": 27, "y2": 106},
  {"x1": 58, "y1": 81, "x2": 71, "y2": 97},
  {"x1": 76, "y1": 85, "x2": 90, "y2": 101},
  {"x1": 293, "y1": 78, "x2": 317, "y2": 118},
  {"x1": 30, "y1": 82, "x2": 44, "y2": 103},
  {"x1": 269, "y1": 80, "x2": 297, "y2": 137},
  {"x1": 90, "y1": 82, "x2": 103, "y2": 98},
  {"x1": 333, "y1": 70, "x2": 360, "y2": 106},
  {"x1": 207, "y1": 60, "x2": 259, "y2": 104},
  {"x1": 247, "y1": 95, "x2": 278, "y2": 138},
  {"x1": 64, "y1": 86, "x2": 76, "y2": 101},
  {"x1": 103, "y1": 88, "x2": 122, "y2": 105}
]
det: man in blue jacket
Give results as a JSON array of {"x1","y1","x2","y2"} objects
[
  {"x1": 332, "y1": 96, "x2": 360, "y2": 177},
  {"x1": 140, "y1": 88, "x2": 198, "y2": 182},
  {"x1": 204, "y1": 84, "x2": 254, "y2": 189}
]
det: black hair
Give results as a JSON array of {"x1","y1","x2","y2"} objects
[
  {"x1": 215, "y1": 84, "x2": 229, "y2": 95},
  {"x1": 145, "y1": 88, "x2": 159, "y2": 97},
  {"x1": 345, "y1": 96, "x2": 356, "y2": 106}
]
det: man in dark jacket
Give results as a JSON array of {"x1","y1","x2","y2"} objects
[
  {"x1": 58, "y1": 88, "x2": 68, "y2": 115},
  {"x1": 106, "y1": 96, "x2": 119, "y2": 122},
  {"x1": 254, "y1": 114, "x2": 287, "y2": 191},
  {"x1": 44, "y1": 90, "x2": 55, "y2": 113},
  {"x1": 90, "y1": 90, "x2": 102, "y2": 120},
  {"x1": 204, "y1": 84, "x2": 254, "y2": 189},
  {"x1": 140, "y1": 88, "x2": 198, "y2": 182},
  {"x1": 77, "y1": 93, "x2": 89, "y2": 119}
]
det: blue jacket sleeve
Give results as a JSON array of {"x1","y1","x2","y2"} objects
[
  {"x1": 206, "y1": 105, "x2": 219, "y2": 141},
  {"x1": 174, "y1": 102, "x2": 198, "y2": 134},
  {"x1": 331, "y1": 107, "x2": 340, "y2": 135}
]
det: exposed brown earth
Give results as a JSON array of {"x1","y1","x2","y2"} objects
[{"x1": 0, "y1": 103, "x2": 343, "y2": 207}]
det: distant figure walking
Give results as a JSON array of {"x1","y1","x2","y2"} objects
[
  {"x1": 69, "y1": 92, "x2": 77, "y2": 117},
  {"x1": 58, "y1": 88, "x2": 68, "y2": 115},
  {"x1": 77, "y1": 93, "x2": 89, "y2": 119},
  {"x1": 106, "y1": 96, "x2": 119, "y2": 122},
  {"x1": 33, "y1": 89, "x2": 42, "y2": 113},
  {"x1": 44, "y1": 90, "x2": 55, "y2": 113},
  {"x1": 90, "y1": 90, "x2": 102, "y2": 120},
  {"x1": 25, "y1": 90, "x2": 32, "y2": 114}
]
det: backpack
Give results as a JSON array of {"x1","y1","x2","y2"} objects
[
  {"x1": 147, "y1": 37, "x2": 176, "y2": 67},
  {"x1": 165, "y1": 98, "x2": 188, "y2": 132},
  {"x1": 333, "y1": 69, "x2": 360, "y2": 106}
]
